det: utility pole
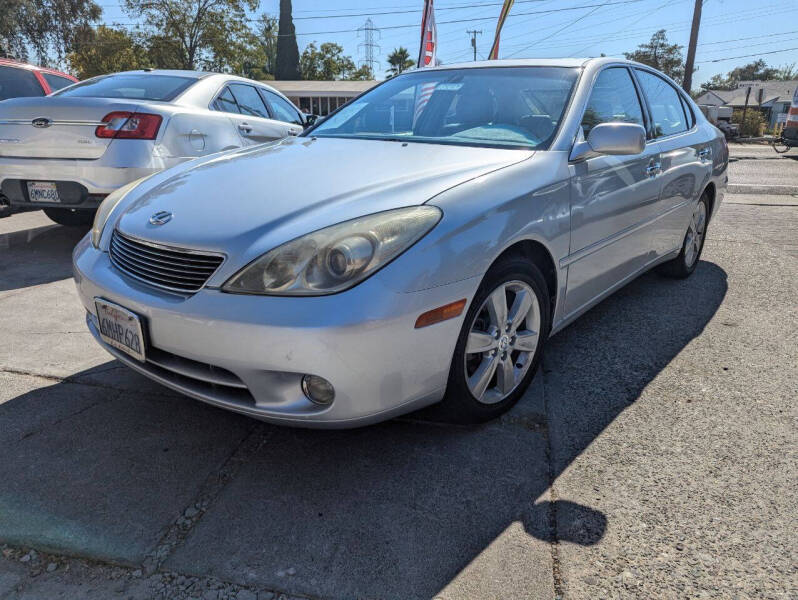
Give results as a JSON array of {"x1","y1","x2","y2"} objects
[
  {"x1": 682, "y1": 0, "x2": 702, "y2": 94},
  {"x1": 358, "y1": 18, "x2": 381, "y2": 77},
  {"x1": 467, "y1": 29, "x2": 482, "y2": 61}
]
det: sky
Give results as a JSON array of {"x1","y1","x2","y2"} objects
[{"x1": 97, "y1": 0, "x2": 798, "y2": 85}]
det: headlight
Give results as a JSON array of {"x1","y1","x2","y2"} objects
[
  {"x1": 90, "y1": 177, "x2": 150, "y2": 248},
  {"x1": 223, "y1": 206, "x2": 442, "y2": 295}
]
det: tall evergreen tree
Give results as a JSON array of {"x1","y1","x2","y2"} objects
[{"x1": 276, "y1": 0, "x2": 300, "y2": 80}]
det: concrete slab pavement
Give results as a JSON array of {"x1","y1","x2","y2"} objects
[{"x1": 0, "y1": 198, "x2": 795, "y2": 599}]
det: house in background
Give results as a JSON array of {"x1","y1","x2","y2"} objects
[
  {"x1": 266, "y1": 80, "x2": 379, "y2": 116},
  {"x1": 696, "y1": 80, "x2": 798, "y2": 128}
]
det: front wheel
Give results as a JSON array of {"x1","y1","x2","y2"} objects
[
  {"x1": 43, "y1": 207, "x2": 94, "y2": 227},
  {"x1": 657, "y1": 192, "x2": 709, "y2": 279},
  {"x1": 437, "y1": 256, "x2": 551, "y2": 424}
]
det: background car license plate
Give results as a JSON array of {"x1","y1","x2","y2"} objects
[
  {"x1": 94, "y1": 299, "x2": 146, "y2": 362},
  {"x1": 27, "y1": 181, "x2": 60, "y2": 203}
]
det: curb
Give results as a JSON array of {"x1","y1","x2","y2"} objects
[{"x1": 727, "y1": 183, "x2": 798, "y2": 196}]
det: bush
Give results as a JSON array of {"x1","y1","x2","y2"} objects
[{"x1": 732, "y1": 108, "x2": 766, "y2": 137}]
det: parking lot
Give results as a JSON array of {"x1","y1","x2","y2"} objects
[{"x1": 0, "y1": 146, "x2": 796, "y2": 599}]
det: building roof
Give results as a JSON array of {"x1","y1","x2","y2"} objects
[
  {"x1": 698, "y1": 80, "x2": 798, "y2": 108},
  {"x1": 266, "y1": 80, "x2": 379, "y2": 97}
]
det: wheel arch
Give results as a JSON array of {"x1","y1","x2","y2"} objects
[{"x1": 489, "y1": 238, "x2": 558, "y2": 313}]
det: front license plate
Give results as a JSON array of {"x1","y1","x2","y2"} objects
[
  {"x1": 27, "y1": 181, "x2": 60, "y2": 203},
  {"x1": 94, "y1": 299, "x2": 146, "y2": 362}
]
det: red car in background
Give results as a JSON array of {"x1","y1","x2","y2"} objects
[{"x1": 0, "y1": 58, "x2": 77, "y2": 101}]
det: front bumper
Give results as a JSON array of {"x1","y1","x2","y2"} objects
[{"x1": 73, "y1": 236, "x2": 479, "y2": 428}]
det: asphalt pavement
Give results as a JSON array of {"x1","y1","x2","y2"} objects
[{"x1": 0, "y1": 153, "x2": 796, "y2": 599}]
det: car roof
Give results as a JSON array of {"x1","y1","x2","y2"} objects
[
  {"x1": 0, "y1": 57, "x2": 76, "y2": 79},
  {"x1": 109, "y1": 69, "x2": 215, "y2": 79},
  {"x1": 419, "y1": 57, "x2": 640, "y2": 71}
]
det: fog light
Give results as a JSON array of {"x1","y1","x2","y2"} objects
[{"x1": 301, "y1": 374, "x2": 335, "y2": 405}]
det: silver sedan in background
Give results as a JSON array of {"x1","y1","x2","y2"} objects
[
  {"x1": 0, "y1": 70, "x2": 308, "y2": 225},
  {"x1": 73, "y1": 57, "x2": 728, "y2": 427}
]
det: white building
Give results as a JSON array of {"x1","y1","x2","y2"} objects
[{"x1": 266, "y1": 80, "x2": 379, "y2": 116}]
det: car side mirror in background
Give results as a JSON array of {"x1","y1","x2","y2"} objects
[
  {"x1": 303, "y1": 114, "x2": 319, "y2": 128},
  {"x1": 570, "y1": 122, "x2": 646, "y2": 162}
]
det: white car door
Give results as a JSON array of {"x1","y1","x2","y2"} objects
[
  {"x1": 258, "y1": 88, "x2": 305, "y2": 137},
  {"x1": 213, "y1": 83, "x2": 287, "y2": 145}
]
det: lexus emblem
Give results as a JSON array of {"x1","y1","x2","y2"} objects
[
  {"x1": 149, "y1": 210, "x2": 173, "y2": 226},
  {"x1": 31, "y1": 117, "x2": 52, "y2": 128}
]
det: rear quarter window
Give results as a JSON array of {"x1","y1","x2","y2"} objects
[
  {"x1": 41, "y1": 72, "x2": 76, "y2": 92},
  {"x1": 0, "y1": 66, "x2": 45, "y2": 100}
]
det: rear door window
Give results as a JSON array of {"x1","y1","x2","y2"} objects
[
  {"x1": 581, "y1": 67, "x2": 645, "y2": 137},
  {"x1": 55, "y1": 73, "x2": 195, "y2": 101},
  {"x1": 41, "y1": 72, "x2": 75, "y2": 92},
  {"x1": 0, "y1": 66, "x2": 45, "y2": 100},
  {"x1": 635, "y1": 69, "x2": 688, "y2": 137},
  {"x1": 229, "y1": 84, "x2": 271, "y2": 118}
]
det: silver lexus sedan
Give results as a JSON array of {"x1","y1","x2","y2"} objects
[
  {"x1": 73, "y1": 58, "x2": 728, "y2": 428},
  {"x1": 0, "y1": 70, "x2": 307, "y2": 226}
]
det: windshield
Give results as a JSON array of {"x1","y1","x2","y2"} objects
[
  {"x1": 307, "y1": 66, "x2": 579, "y2": 150},
  {"x1": 54, "y1": 73, "x2": 196, "y2": 101}
]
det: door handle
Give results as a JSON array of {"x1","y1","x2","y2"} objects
[
  {"x1": 287, "y1": 129, "x2": 298, "y2": 136},
  {"x1": 646, "y1": 162, "x2": 661, "y2": 177},
  {"x1": 238, "y1": 123, "x2": 253, "y2": 134},
  {"x1": 698, "y1": 147, "x2": 711, "y2": 160}
]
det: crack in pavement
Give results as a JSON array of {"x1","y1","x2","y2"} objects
[{"x1": 541, "y1": 358, "x2": 564, "y2": 599}]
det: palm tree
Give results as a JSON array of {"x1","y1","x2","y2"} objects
[{"x1": 386, "y1": 47, "x2": 415, "y2": 77}]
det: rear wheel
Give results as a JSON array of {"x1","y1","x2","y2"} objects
[
  {"x1": 438, "y1": 256, "x2": 551, "y2": 423},
  {"x1": 772, "y1": 139, "x2": 791, "y2": 154},
  {"x1": 43, "y1": 207, "x2": 94, "y2": 227},
  {"x1": 657, "y1": 192, "x2": 709, "y2": 279}
]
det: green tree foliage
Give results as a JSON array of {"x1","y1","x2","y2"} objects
[
  {"x1": 67, "y1": 25, "x2": 150, "y2": 79},
  {"x1": 732, "y1": 108, "x2": 765, "y2": 137},
  {"x1": 276, "y1": 0, "x2": 300, "y2": 79},
  {"x1": 349, "y1": 64, "x2": 374, "y2": 81},
  {"x1": 300, "y1": 42, "x2": 362, "y2": 80},
  {"x1": 386, "y1": 47, "x2": 414, "y2": 77},
  {"x1": 1, "y1": 0, "x2": 101, "y2": 65},
  {"x1": 121, "y1": 0, "x2": 257, "y2": 71},
  {"x1": 624, "y1": 29, "x2": 685, "y2": 83},
  {"x1": 701, "y1": 60, "x2": 798, "y2": 91}
]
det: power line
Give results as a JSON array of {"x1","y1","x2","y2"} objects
[{"x1": 697, "y1": 45, "x2": 798, "y2": 64}]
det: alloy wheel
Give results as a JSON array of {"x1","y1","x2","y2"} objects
[
  {"x1": 684, "y1": 201, "x2": 707, "y2": 269},
  {"x1": 464, "y1": 280, "x2": 541, "y2": 405}
]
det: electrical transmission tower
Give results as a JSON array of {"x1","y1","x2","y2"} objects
[
  {"x1": 467, "y1": 30, "x2": 482, "y2": 61},
  {"x1": 358, "y1": 18, "x2": 381, "y2": 77}
]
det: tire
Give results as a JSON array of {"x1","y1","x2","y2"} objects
[
  {"x1": 0, "y1": 194, "x2": 11, "y2": 219},
  {"x1": 657, "y1": 192, "x2": 710, "y2": 279},
  {"x1": 437, "y1": 256, "x2": 551, "y2": 424},
  {"x1": 772, "y1": 140, "x2": 791, "y2": 154},
  {"x1": 43, "y1": 207, "x2": 94, "y2": 227}
]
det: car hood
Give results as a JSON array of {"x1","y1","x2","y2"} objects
[{"x1": 115, "y1": 136, "x2": 531, "y2": 259}]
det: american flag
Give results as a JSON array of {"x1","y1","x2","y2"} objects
[{"x1": 414, "y1": 0, "x2": 438, "y2": 126}]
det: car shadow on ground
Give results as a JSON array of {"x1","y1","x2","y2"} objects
[
  {"x1": 0, "y1": 223, "x2": 88, "y2": 291},
  {"x1": 1, "y1": 219, "x2": 728, "y2": 598}
]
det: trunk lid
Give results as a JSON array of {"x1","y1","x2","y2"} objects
[{"x1": 0, "y1": 97, "x2": 143, "y2": 159}]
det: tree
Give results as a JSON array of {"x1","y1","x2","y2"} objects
[
  {"x1": 300, "y1": 42, "x2": 359, "y2": 80},
  {"x1": 386, "y1": 47, "x2": 414, "y2": 77},
  {"x1": 276, "y1": 0, "x2": 300, "y2": 79},
  {"x1": 699, "y1": 60, "x2": 796, "y2": 92},
  {"x1": 122, "y1": 0, "x2": 257, "y2": 71},
  {"x1": 624, "y1": 30, "x2": 685, "y2": 83},
  {"x1": 1, "y1": 0, "x2": 101, "y2": 65},
  {"x1": 67, "y1": 25, "x2": 149, "y2": 79},
  {"x1": 349, "y1": 64, "x2": 374, "y2": 81}
]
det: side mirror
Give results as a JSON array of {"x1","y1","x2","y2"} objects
[
  {"x1": 570, "y1": 122, "x2": 646, "y2": 161},
  {"x1": 303, "y1": 114, "x2": 319, "y2": 127}
]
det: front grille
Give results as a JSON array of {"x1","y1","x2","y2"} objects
[{"x1": 110, "y1": 230, "x2": 224, "y2": 294}]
